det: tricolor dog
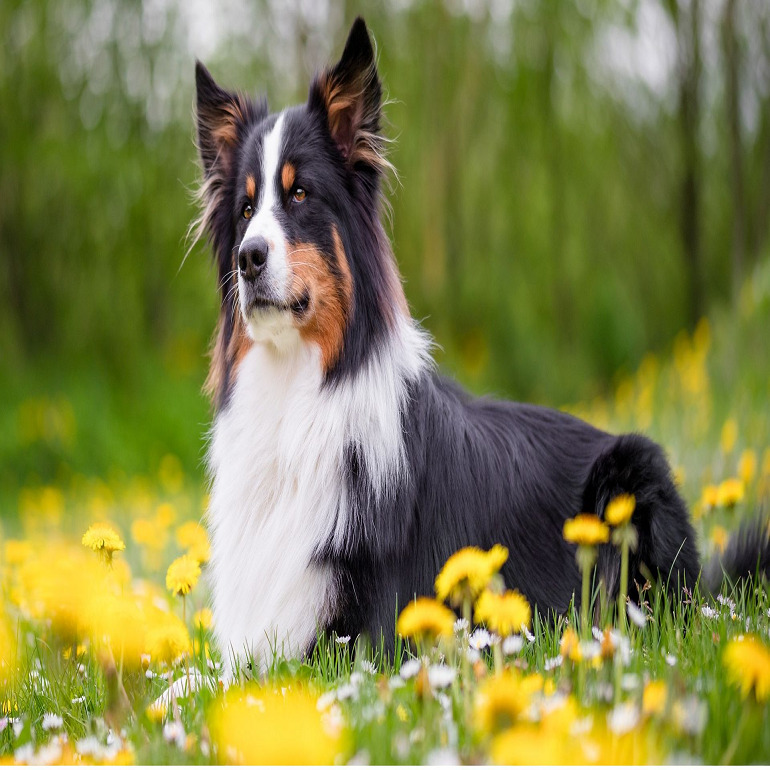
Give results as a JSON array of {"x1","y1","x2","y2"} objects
[{"x1": 193, "y1": 18, "x2": 769, "y2": 675}]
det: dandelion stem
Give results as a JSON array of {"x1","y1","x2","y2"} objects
[
  {"x1": 618, "y1": 539, "x2": 629, "y2": 634},
  {"x1": 580, "y1": 554, "x2": 591, "y2": 635},
  {"x1": 462, "y1": 595, "x2": 472, "y2": 717},
  {"x1": 493, "y1": 639, "x2": 503, "y2": 674}
]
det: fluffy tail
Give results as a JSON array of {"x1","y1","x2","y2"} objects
[{"x1": 702, "y1": 514, "x2": 770, "y2": 594}]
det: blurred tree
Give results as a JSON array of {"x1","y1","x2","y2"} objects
[{"x1": 1, "y1": 0, "x2": 769, "y2": 419}]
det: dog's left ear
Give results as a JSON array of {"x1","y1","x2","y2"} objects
[{"x1": 309, "y1": 17, "x2": 384, "y2": 171}]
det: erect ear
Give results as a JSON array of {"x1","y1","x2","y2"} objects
[
  {"x1": 308, "y1": 17, "x2": 385, "y2": 172},
  {"x1": 195, "y1": 61, "x2": 257, "y2": 175}
]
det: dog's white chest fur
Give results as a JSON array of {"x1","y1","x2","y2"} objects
[
  {"x1": 207, "y1": 342, "x2": 340, "y2": 671},
  {"x1": 207, "y1": 323, "x2": 427, "y2": 674}
]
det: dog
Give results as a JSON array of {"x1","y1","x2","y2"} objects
[{"x1": 194, "y1": 18, "x2": 769, "y2": 675}]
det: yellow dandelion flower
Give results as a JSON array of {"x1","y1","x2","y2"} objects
[
  {"x1": 605, "y1": 494, "x2": 636, "y2": 527},
  {"x1": 166, "y1": 554, "x2": 201, "y2": 596},
  {"x1": 559, "y1": 627, "x2": 581, "y2": 662},
  {"x1": 84, "y1": 592, "x2": 148, "y2": 667},
  {"x1": 710, "y1": 525, "x2": 729, "y2": 554},
  {"x1": 4, "y1": 539, "x2": 31, "y2": 567},
  {"x1": 155, "y1": 502, "x2": 177, "y2": 528},
  {"x1": 0, "y1": 614, "x2": 17, "y2": 671},
  {"x1": 491, "y1": 724, "x2": 569, "y2": 765},
  {"x1": 474, "y1": 671, "x2": 542, "y2": 735},
  {"x1": 434, "y1": 545, "x2": 508, "y2": 605},
  {"x1": 723, "y1": 635, "x2": 770, "y2": 701},
  {"x1": 146, "y1": 701, "x2": 167, "y2": 723},
  {"x1": 175, "y1": 521, "x2": 211, "y2": 564},
  {"x1": 81, "y1": 522, "x2": 125, "y2": 562},
  {"x1": 643, "y1": 681, "x2": 667, "y2": 716},
  {"x1": 193, "y1": 638, "x2": 212, "y2": 660},
  {"x1": 717, "y1": 478, "x2": 744, "y2": 508},
  {"x1": 158, "y1": 454, "x2": 184, "y2": 494},
  {"x1": 396, "y1": 597, "x2": 455, "y2": 642},
  {"x1": 720, "y1": 418, "x2": 738, "y2": 454},
  {"x1": 209, "y1": 686, "x2": 346, "y2": 765},
  {"x1": 738, "y1": 449, "x2": 757, "y2": 487},
  {"x1": 194, "y1": 607, "x2": 213, "y2": 630},
  {"x1": 474, "y1": 589, "x2": 531, "y2": 636},
  {"x1": 131, "y1": 517, "x2": 168, "y2": 551},
  {"x1": 563, "y1": 514, "x2": 610, "y2": 546},
  {"x1": 146, "y1": 615, "x2": 191, "y2": 665},
  {"x1": 701, "y1": 484, "x2": 720, "y2": 511}
]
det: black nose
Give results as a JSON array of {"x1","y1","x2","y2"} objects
[{"x1": 238, "y1": 236, "x2": 269, "y2": 281}]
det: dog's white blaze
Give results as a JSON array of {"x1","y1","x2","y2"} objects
[
  {"x1": 240, "y1": 112, "x2": 291, "y2": 327},
  {"x1": 207, "y1": 316, "x2": 430, "y2": 676}
]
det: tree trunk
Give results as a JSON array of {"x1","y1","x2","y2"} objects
[{"x1": 722, "y1": 0, "x2": 746, "y2": 301}]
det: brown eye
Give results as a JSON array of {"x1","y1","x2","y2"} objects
[
  {"x1": 292, "y1": 187, "x2": 307, "y2": 203},
  {"x1": 242, "y1": 204, "x2": 253, "y2": 220}
]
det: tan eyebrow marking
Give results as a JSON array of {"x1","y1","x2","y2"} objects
[
  {"x1": 281, "y1": 162, "x2": 296, "y2": 193},
  {"x1": 245, "y1": 174, "x2": 256, "y2": 199}
]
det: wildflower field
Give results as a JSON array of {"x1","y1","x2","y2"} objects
[{"x1": 0, "y1": 264, "x2": 769, "y2": 765}]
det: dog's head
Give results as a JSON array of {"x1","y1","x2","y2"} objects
[{"x1": 195, "y1": 18, "x2": 406, "y2": 407}]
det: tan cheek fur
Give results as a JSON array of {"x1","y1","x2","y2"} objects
[{"x1": 288, "y1": 226, "x2": 353, "y2": 373}]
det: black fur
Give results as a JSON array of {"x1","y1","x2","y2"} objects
[{"x1": 196, "y1": 18, "x2": 770, "y2": 655}]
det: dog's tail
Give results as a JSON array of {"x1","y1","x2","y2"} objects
[{"x1": 701, "y1": 513, "x2": 770, "y2": 594}]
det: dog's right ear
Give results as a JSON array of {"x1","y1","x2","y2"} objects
[{"x1": 195, "y1": 62, "x2": 255, "y2": 175}]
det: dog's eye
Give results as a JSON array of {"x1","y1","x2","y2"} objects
[
  {"x1": 292, "y1": 187, "x2": 307, "y2": 204},
  {"x1": 242, "y1": 204, "x2": 253, "y2": 220}
]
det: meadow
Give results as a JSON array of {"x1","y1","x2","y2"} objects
[{"x1": 0, "y1": 261, "x2": 768, "y2": 765}]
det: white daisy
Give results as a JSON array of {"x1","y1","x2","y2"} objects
[{"x1": 41, "y1": 713, "x2": 63, "y2": 731}]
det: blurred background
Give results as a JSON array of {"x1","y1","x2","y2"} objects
[{"x1": 1, "y1": 0, "x2": 769, "y2": 521}]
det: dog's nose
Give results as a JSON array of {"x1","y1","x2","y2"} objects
[{"x1": 238, "y1": 236, "x2": 269, "y2": 281}]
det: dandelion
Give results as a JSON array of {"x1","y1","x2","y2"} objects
[
  {"x1": 643, "y1": 681, "x2": 667, "y2": 716},
  {"x1": 81, "y1": 523, "x2": 125, "y2": 564},
  {"x1": 396, "y1": 598, "x2": 455, "y2": 644},
  {"x1": 605, "y1": 494, "x2": 635, "y2": 527},
  {"x1": 4, "y1": 540, "x2": 31, "y2": 567},
  {"x1": 710, "y1": 525, "x2": 729, "y2": 554},
  {"x1": 193, "y1": 607, "x2": 213, "y2": 630},
  {"x1": 491, "y1": 724, "x2": 567, "y2": 765},
  {"x1": 604, "y1": 495, "x2": 638, "y2": 632},
  {"x1": 559, "y1": 627, "x2": 582, "y2": 663},
  {"x1": 720, "y1": 418, "x2": 738, "y2": 454},
  {"x1": 723, "y1": 635, "x2": 770, "y2": 701},
  {"x1": 700, "y1": 484, "x2": 720, "y2": 513},
  {"x1": 208, "y1": 687, "x2": 346, "y2": 764},
  {"x1": 166, "y1": 554, "x2": 201, "y2": 597},
  {"x1": 563, "y1": 514, "x2": 609, "y2": 632},
  {"x1": 474, "y1": 671, "x2": 539, "y2": 735},
  {"x1": 716, "y1": 478, "x2": 744, "y2": 508},
  {"x1": 563, "y1": 514, "x2": 610, "y2": 546},
  {"x1": 434, "y1": 545, "x2": 508, "y2": 607},
  {"x1": 146, "y1": 615, "x2": 191, "y2": 666},
  {"x1": 176, "y1": 521, "x2": 211, "y2": 564},
  {"x1": 474, "y1": 589, "x2": 531, "y2": 637},
  {"x1": 738, "y1": 449, "x2": 757, "y2": 487}
]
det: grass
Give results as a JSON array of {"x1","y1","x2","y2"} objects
[{"x1": 0, "y1": 261, "x2": 769, "y2": 763}]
